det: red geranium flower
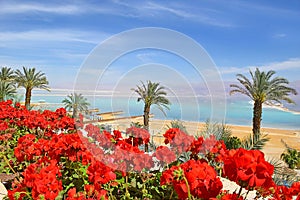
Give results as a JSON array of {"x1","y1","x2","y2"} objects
[
  {"x1": 223, "y1": 148, "x2": 274, "y2": 190},
  {"x1": 161, "y1": 159, "x2": 222, "y2": 199},
  {"x1": 154, "y1": 146, "x2": 176, "y2": 164}
]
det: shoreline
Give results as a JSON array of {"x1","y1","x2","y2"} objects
[
  {"x1": 247, "y1": 100, "x2": 300, "y2": 115},
  {"x1": 264, "y1": 104, "x2": 300, "y2": 115}
]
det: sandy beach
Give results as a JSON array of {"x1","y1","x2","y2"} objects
[{"x1": 96, "y1": 117, "x2": 300, "y2": 160}]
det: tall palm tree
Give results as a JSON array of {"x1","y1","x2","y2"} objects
[
  {"x1": 0, "y1": 67, "x2": 16, "y2": 101},
  {"x1": 14, "y1": 67, "x2": 50, "y2": 109},
  {"x1": 132, "y1": 81, "x2": 171, "y2": 130},
  {"x1": 230, "y1": 68, "x2": 297, "y2": 135},
  {"x1": 62, "y1": 93, "x2": 90, "y2": 118}
]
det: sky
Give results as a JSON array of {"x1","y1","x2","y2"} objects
[{"x1": 0, "y1": 0, "x2": 300, "y2": 99}]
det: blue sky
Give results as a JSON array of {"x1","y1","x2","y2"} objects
[{"x1": 0, "y1": 0, "x2": 300, "y2": 98}]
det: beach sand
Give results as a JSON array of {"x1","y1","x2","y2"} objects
[{"x1": 97, "y1": 117, "x2": 300, "y2": 160}]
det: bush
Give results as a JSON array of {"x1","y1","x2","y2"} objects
[
  {"x1": 1, "y1": 100, "x2": 300, "y2": 199},
  {"x1": 281, "y1": 148, "x2": 300, "y2": 169}
]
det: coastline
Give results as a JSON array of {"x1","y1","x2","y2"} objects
[
  {"x1": 247, "y1": 100, "x2": 300, "y2": 115},
  {"x1": 263, "y1": 103, "x2": 300, "y2": 115}
]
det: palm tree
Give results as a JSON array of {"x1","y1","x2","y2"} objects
[
  {"x1": 0, "y1": 67, "x2": 15, "y2": 81},
  {"x1": 0, "y1": 82, "x2": 16, "y2": 101},
  {"x1": 14, "y1": 67, "x2": 50, "y2": 109},
  {"x1": 230, "y1": 68, "x2": 297, "y2": 135},
  {"x1": 0, "y1": 67, "x2": 16, "y2": 101},
  {"x1": 132, "y1": 81, "x2": 171, "y2": 130},
  {"x1": 62, "y1": 93, "x2": 90, "y2": 118}
]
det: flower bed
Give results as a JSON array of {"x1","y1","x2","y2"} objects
[{"x1": 0, "y1": 100, "x2": 300, "y2": 199}]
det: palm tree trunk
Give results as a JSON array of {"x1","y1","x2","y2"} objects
[
  {"x1": 25, "y1": 88, "x2": 31, "y2": 110},
  {"x1": 143, "y1": 105, "x2": 150, "y2": 152},
  {"x1": 73, "y1": 106, "x2": 77, "y2": 118},
  {"x1": 143, "y1": 105, "x2": 150, "y2": 130},
  {"x1": 252, "y1": 100, "x2": 262, "y2": 135}
]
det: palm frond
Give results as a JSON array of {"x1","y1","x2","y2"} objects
[
  {"x1": 267, "y1": 157, "x2": 284, "y2": 174},
  {"x1": 133, "y1": 80, "x2": 170, "y2": 115},
  {"x1": 241, "y1": 133, "x2": 270, "y2": 150},
  {"x1": 62, "y1": 93, "x2": 90, "y2": 117}
]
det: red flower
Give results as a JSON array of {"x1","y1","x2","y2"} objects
[
  {"x1": 112, "y1": 130, "x2": 122, "y2": 141},
  {"x1": 163, "y1": 128, "x2": 194, "y2": 154},
  {"x1": 160, "y1": 166, "x2": 178, "y2": 185},
  {"x1": 126, "y1": 126, "x2": 150, "y2": 145},
  {"x1": 163, "y1": 128, "x2": 180, "y2": 144},
  {"x1": 14, "y1": 134, "x2": 37, "y2": 162},
  {"x1": 7, "y1": 185, "x2": 27, "y2": 200},
  {"x1": 223, "y1": 148, "x2": 274, "y2": 190},
  {"x1": 188, "y1": 136, "x2": 204, "y2": 155},
  {"x1": 154, "y1": 146, "x2": 176, "y2": 164},
  {"x1": 161, "y1": 160, "x2": 222, "y2": 199},
  {"x1": 87, "y1": 160, "x2": 116, "y2": 190},
  {"x1": 21, "y1": 158, "x2": 62, "y2": 200},
  {"x1": 221, "y1": 193, "x2": 244, "y2": 200},
  {"x1": 272, "y1": 185, "x2": 293, "y2": 200},
  {"x1": 132, "y1": 153, "x2": 154, "y2": 171},
  {"x1": 182, "y1": 160, "x2": 223, "y2": 199}
]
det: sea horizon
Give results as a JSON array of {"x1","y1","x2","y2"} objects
[{"x1": 20, "y1": 90, "x2": 300, "y2": 131}]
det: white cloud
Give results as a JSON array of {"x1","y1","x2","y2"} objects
[
  {"x1": 144, "y1": 2, "x2": 195, "y2": 18},
  {"x1": 250, "y1": 58, "x2": 300, "y2": 72},
  {"x1": 0, "y1": 29, "x2": 107, "y2": 44},
  {"x1": 0, "y1": 1, "x2": 234, "y2": 27},
  {"x1": 273, "y1": 33, "x2": 287, "y2": 38},
  {"x1": 0, "y1": 2, "x2": 82, "y2": 15},
  {"x1": 142, "y1": 2, "x2": 233, "y2": 27},
  {"x1": 136, "y1": 52, "x2": 159, "y2": 63},
  {"x1": 220, "y1": 58, "x2": 300, "y2": 75}
]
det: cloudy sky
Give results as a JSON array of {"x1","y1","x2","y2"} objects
[{"x1": 0, "y1": 0, "x2": 299, "y2": 97}]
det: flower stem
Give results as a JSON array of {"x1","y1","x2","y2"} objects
[
  {"x1": 183, "y1": 176, "x2": 192, "y2": 200},
  {"x1": 125, "y1": 175, "x2": 129, "y2": 199},
  {"x1": 0, "y1": 151, "x2": 17, "y2": 174}
]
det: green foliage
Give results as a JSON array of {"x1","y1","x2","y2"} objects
[
  {"x1": 130, "y1": 121, "x2": 143, "y2": 128},
  {"x1": 268, "y1": 158, "x2": 300, "y2": 186},
  {"x1": 241, "y1": 133, "x2": 270, "y2": 150},
  {"x1": 61, "y1": 159, "x2": 89, "y2": 192},
  {"x1": 0, "y1": 128, "x2": 28, "y2": 175},
  {"x1": 14, "y1": 67, "x2": 50, "y2": 109},
  {"x1": 199, "y1": 120, "x2": 231, "y2": 140},
  {"x1": 132, "y1": 80, "x2": 171, "y2": 130},
  {"x1": 230, "y1": 68, "x2": 298, "y2": 135},
  {"x1": 225, "y1": 136, "x2": 242, "y2": 149},
  {"x1": 62, "y1": 93, "x2": 90, "y2": 118},
  {"x1": 280, "y1": 140, "x2": 300, "y2": 169},
  {"x1": 167, "y1": 119, "x2": 188, "y2": 133},
  {"x1": 241, "y1": 133, "x2": 269, "y2": 150},
  {"x1": 0, "y1": 81, "x2": 16, "y2": 101},
  {"x1": 198, "y1": 120, "x2": 242, "y2": 150},
  {"x1": 281, "y1": 148, "x2": 300, "y2": 169},
  {"x1": 0, "y1": 67, "x2": 16, "y2": 101},
  {"x1": 268, "y1": 157, "x2": 300, "y2": 186},
  {"x1": 106, "y1": 172, "x2": 175, "y2": 200}
]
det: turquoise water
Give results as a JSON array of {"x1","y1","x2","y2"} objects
[{"x1": 28, "y1": 94, "x2": 300, "y2": 130}]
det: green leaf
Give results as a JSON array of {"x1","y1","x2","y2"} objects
[
  {"x1": 130, "y1": 177, "x2": 136, "y2": 188},
  {"x1": 241, "y1": 133, "x2": 270, "y2": 150},
  {"x1": 72, "y1": 173, "x2": 79, "y2": 179},
  {"x1": 137, "y1": 181, "x2": 143, "y2": 189}
]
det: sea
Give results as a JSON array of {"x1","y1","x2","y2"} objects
[{"x1": 26, "y1": 90, "x2": 300, "y2": 130}]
